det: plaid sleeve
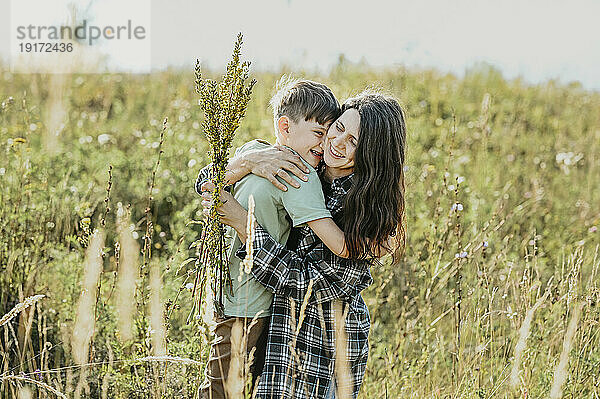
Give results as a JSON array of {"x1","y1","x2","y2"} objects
[
  {"x1": 237, "y1": 224, "x2": 368, "y2": 305},
  {"x1": 194, "y1": 163, "x2": 214, "y2": 196}
]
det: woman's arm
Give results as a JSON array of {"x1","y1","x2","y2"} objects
[
  {"x1": 241, "y1": 223, "x2": 370, "y2": 305},
  {"x1": 199, "y1": 187, "x2": 368, "y2": 304},
  {"x1": 306, "y1": 218, "x2": 350, "y2": 258},
  {"x1": 310, "y1": 220, "x2": 397, "y2": 260},
  {"x1": 200, "y1": 181, "x2": 350, "y2": 259},
  {"x1": 308, "y1": 220, "x2": 398, "y2": 259},
  {"x1": 194, "y1": 157, "x2": 249, "y2": 195},
  {"x1": 194, "y1": 144, "x2": 310, "y2": 194}
]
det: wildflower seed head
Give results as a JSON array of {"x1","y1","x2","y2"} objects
[
  {"x1": 0, "y1": 294, "x2": 45, "y2": 328},
  {"x1": 451, "y1": 203, "x2": 463, "y2": 212}
]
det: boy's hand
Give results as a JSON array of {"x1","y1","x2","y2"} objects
[
  {"x1": 200, "y1": 181, "x2": 248, "y2": 233},
  {"x1": 241, "y1": 145, "x2": 310, "y2": 191}
]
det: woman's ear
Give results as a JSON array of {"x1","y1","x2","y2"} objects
[{"x1": 277, "y1": 115, "x2": 291, "y2": 139}]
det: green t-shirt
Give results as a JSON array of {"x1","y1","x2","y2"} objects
[{"x1": 223, "y1": 139, "x2": 331, "y2": 318}]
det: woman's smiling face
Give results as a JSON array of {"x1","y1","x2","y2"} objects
[{"x1": 323, "y1": 108, "x2": 360, "y2": 173}]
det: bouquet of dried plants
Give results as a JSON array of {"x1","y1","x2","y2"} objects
[{"x1": 192, "y1": 33, "x2": 255, "y2": 318}]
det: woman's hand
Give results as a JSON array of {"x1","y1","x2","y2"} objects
[
  {"x1": 240, "y1": 144, "x2": 310, "y2": 191},
  {"x1": 200, "y1": 181, "x2": 250, "y2": 239}
]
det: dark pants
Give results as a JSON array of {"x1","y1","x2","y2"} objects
[{"x1": 199, "y1": 315, "x2": 269, "y2": 399}]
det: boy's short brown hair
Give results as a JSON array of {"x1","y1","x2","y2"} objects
[{"x1": 269, "y1": 76, "x2": 340, "y2": 127}]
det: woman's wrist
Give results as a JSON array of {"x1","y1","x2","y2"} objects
[
  {"x1": 225, "y1": 155, "x2": 251, "y2": 185},
  {"x1": 233, "y1": 216, "x2": 249, "y2": 242},
  {"x1": 238, "y1": 151, "x2": 257, "y2": 175}
]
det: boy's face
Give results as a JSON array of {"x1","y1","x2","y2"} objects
[{"x1": 278, "y1": 116, "x2": 329, "y2": 168}]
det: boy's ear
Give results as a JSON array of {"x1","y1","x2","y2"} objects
[{"x1": 277, "y1": 116, "x2": 291, "y2": 138}]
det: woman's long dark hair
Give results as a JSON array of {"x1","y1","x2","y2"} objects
[{"x1": 342, "y1": 90, "x2": 407, "y2": 261}]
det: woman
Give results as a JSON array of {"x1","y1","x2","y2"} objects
[{"x1": 202, "y1": 90, "x2": 406, "y2": 398}]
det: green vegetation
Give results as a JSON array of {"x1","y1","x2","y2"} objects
[{"x1": 0, "y1": 60, "x2": 599, "y2": 398}]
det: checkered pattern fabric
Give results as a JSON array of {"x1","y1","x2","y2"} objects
[{"x1": 235, "y1": 169, "x2": 373, "y2": 399}]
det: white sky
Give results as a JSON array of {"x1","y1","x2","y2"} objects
[{"x1": 1, "y1": 0, "x2": 599, "y2": 90}]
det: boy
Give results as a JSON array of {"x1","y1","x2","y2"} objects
[{"x1": 195, "y1": 77, "x2": 342, "y2": 398}]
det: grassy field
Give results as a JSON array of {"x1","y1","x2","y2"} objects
[{"x1": 0, "y1": 60, "x2": 599, "y2": 398}]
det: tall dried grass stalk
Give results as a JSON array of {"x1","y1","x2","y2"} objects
[
  {"x1": 549, "y1": 301, "x2": 584, "y2": 399},
  {"x1": 148, "y1": 260, "x2": 167, "y2": 398},
  {"x1": 242, "y1": 195, "x2": 256, "y2": 275},
  {"x1": 0, "y1": 295, "x2": 45, "y2": 328},
  {"x1": 101, "y1": 341, "x2": 114, "y2": 399},
  {"x1": 72, "y1": 228, "x2": 105, "y2": 364},
  {"x1": 140, "y1": 117, "x2": 167, "y2": 335},
  {"x1": 296, "y1": 280, "x2": 313, "y2": 336},
  {"x1": 200, "y1": 275, "x2": 217, "y2": 333},
  {"x1": 287, "y1": 297, "x2": 298, "y2": 395},
  {"x1": 137, "y1": 356, "x2": 202, "y2": 365},
  {"x1": 18, "y1": 294, "x2": 38, "y2": 366},
  {"x1": 59, "y1": 323, "x2": 74, "y2": 394},
  {"x1": 226, "y1": 202, "x2": 258, "y2": 399},
  {"x1": 149, "y1": 261, "x2": 167, "y2": 357},
  {"x1": 333, "y1": 300, "x2": 352, "y2": 399},
  {"x1": 283, "y1": 280, "x2": 315, "y2": 397},
  {"x1": 18, "y1": 386, "x2": 33, "y2": 399},
  {"x1": 566, "y1": 246, "x2": 583, "y2": 313},
  {"x1": 42, "y1": 74, "x2": 67, "y2": 155},
  {"x1": 72, "y1": 228, "x2": 105, "y2": 399},
  {"x1": 2, "y1": 375, "x2": 67, "y2": 399},
  {"x1": 116, "y1": 203, "x2": 139, "y2": 342},
  {"x1": 226, "y1": 319, "x2": 245, "y2": 399},
  {"x1": 510, "y1": 280, "x2": 552, "y2": 388}
]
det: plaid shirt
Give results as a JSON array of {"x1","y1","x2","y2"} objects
[{"x1": 234, "y1": 167, "x2": 373, "y2": 399}]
